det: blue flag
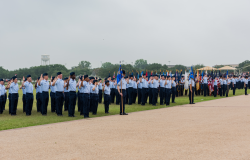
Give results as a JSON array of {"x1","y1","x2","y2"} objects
[
  {"x1": 117, "y1": 65, "x2": 122, "y2": 83},
  {"x1": 189, "y1": 66, "x2": 194, "y2": 80},
  {"x1": 226, "y1": 70, "x2": 228, "y2": 76},
  {"x1": 141, "y1": 71, "x2": 143, "y2": 76}
]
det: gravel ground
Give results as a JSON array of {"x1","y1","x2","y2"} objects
[{"x1": 0, "y1": 95, "x2": 250, "y2": 160}]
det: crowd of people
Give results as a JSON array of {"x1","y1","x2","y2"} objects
[{"x1": 0, "y1": 70, "x2": 249, "y2": 117}]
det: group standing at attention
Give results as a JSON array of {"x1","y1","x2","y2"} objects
[{"x1": 0, "y1": 70, "x2": 249, "y2": 117}]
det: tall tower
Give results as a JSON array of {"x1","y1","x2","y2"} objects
[{"x1": 41, "y1": 55, "x2": 50, "y2": 65}]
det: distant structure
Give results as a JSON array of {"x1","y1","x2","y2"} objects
[
  {"x1": 213, "y1": 64, "x2": 239, "y2": 68},
  {"x1": 41, "y1": 55, "x2": 50, "y2": 65}
]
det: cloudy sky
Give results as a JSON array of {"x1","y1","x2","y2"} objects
[{"x1": 1, "y1": 0, "x2": 250, "y2": 70}]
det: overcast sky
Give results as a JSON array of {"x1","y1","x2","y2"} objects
[{"x1": 1, "y1": 0, "x2": 250, "y2": 70}]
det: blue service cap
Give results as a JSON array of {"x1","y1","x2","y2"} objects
[
  {"x1": 27, "y1": 75, "x2": 31, "y2": 78},
  {"x1": 93, "y1": 80, "x2": 97, "y2": 83},
  {"x1": 64, "y1": 77, "x2": 68, "y2": 80},
  {"x1": 57, "y1": 72, "x2": 62, "y2": 75},
  {"x1": 142, "y1": 73, "x2": 146, "y2": 76},
  {"x1": 43, "y1": 73, "x2": 48, "y2": 76},
  {"x1": 139, "y1": 75, "x2": 142, "y2": 78},
  {"x1": 12, "y1": 76, "x2": 17, "y2": 80},
  {"x1": 70, "y1": 72, "x2": 75, "y2": 76},
  {"x1": 84, "y1": 75, "x2": 88, "y2": 79},
  {"x1": 38, "y1": 77, "x2": 40, "y2": 80},
  {"x1": 98, "y1": 78, "x2": 102, "y2": 81},
  {"x1": 105, "y1": 80, "x2": 109, "y2": 84},
  {"x1": 89, "y1": 77, "x2": 94, "y2": 80},
  {"x1": 0, "y1": 79, "x2": 3, "y2": 81}
]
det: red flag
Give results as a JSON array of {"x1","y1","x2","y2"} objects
[
  {"x1": 113, "y1": 72, "x2": 115, "y2": 79},
  {"x1": 146, "y1": 71, "x2": 148, "y2": 77}
]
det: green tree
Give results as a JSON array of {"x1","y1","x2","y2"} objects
[{"x1": 134, "y1": 59, "x2": 148, "y2": 70}]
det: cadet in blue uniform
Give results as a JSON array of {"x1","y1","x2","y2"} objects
[
  {"x1": 114, "y1": 80, "x2": 120, "y2": 105},
  {"x1": 214, "y1": 77, "x2": 218, "y2": 97},
  {"x1": 91, "y1": 80, "x2": 99, "y2": 115},
  {"x1": 137, "y1": 76, "x2": 142, "y2": 104},
  {"x1": 7, "y1": 79, "x2": 12, "y2": 114},
  {"x1": 140, "y1": 74, "x2": 147, "y2": 105},
  {"x1": 79, "y1": 75, "x2": 90, "y2": 118},
  {"x1": 66, "y1": 72, "x2": 77, "y2": 117},
  {"x1": 38, "y1": 73, "x2": 50, "y2": 115},
  {"x1": 22, "y1": 75, "x2": 34, "y2": 116},
  {"x1": 128, "y1": 75, "x2": 133, "y2": 105},
  {"x1": 159, "y1": 75, "x2": 165, "y2": 105},
  {"x1": 63, "y1": 77, "x2": 69, "y2": 111},
  {"x1": 117, "y1": 70, "x2": 128, "y2": 115},
  {"x1": 7, "y1": 76, "x2": 19, "y2": 116},
  {"x1": 132, "y1": 77, "x2": 137, "y2": 103},
  {"x1": 148, "y1": 76, "x2": 153, "y2": 104},
  {"x1": 232, "y1": 75, "x2": 236, "y2": 95},
  {"x1": 110, "y1": 78, "x2": 115, "y2": 104},
  {"x1": 20, "y1": 78, "x2": 27, "y2": 113},
  {"x1": 151, "y1": 75, "x2": 159, "y2": 106},
  {"x1": 52, "y1": 72, "x2": 64, "y2": 116},
  {"x1": 50, "y1": 77, "x2": 56, "y2": 112},
  {"x1": 125, "y1": 76, "x2": 129, "y2": 104},
  {"x1": 171, "y1": 77, "x2": 176, "y2": 103},
  {"x1": 88, "y1": 77, "x2": 95, "y2": 111},
  {"x1": 35, "y1": 77, "x2": 41, "y2": 112},
  {"x1": 189, "y1": 75, "x2": 195, "y2": 104},
  {"x1": 223, "y1": 76, "x2": 227, "y2": 97},
  {"x1": 103, "y1": 80, "x2": 111, "y2": 113},
  {"x1": 98, "y1": 78, "x2": 103, "y2": 103},
  {"x1": 202, "y1": 75, "x2": 208, "y2": 97},
  {"x1": 244, "y1": 76, "x2": 248, "y2": 95},
  {"x1": 165, "y1": 76, "x2": 171, "y2": 105},
  {"x1": 0, "y1": 79, "x2": 5, "y2": 114}
]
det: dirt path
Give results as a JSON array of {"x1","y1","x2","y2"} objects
[{"x1": 1, "y1": 95, "x2": 250, "y2": 160}]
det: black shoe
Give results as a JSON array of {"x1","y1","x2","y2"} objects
[
  {"x1": 120, "y1": 113, "x2": 123, "y2": 115},
  {"x1": 160, "y1": 104, "x2": 163, "y2": 105},
  {"x1": 42, "y1": 114, "x2": 47, "y2": 116},
  {"x1": 141, "y1": 104, "x2": 145, "y2": 106},
  {"x1": 172, "y1": 102, "x2": 176, "y2": 103},
  {"x1": 57, "y1": 114, "x2": 63, "y2": 116},
  {"x1": 192, "y1": 103, "x2": 195, "y2": 104},
  {"x1": 51, "y1": 111, "x2": 55, "y2": 113},
  {"x1": 69, "y1": 115, "x2": 76, "y2": 117},
  {"x1": 123, "y1": 113, "x2": 128, "y2": 115},
  {"x1": 11, "y1": 114, "x2": 16, "y2": 116},
  {"x1": 84, "y1": 116, "x2": 90, "y2": 118},
  {"x1": 26, "y1": 114, "x2": 31, "y2": 116},
  {"x1": 80, "y1": 114, "x2": 84, "y2": 116},
  {"x1": 152, "y1": 105, "x2": 157, "y2": 106},
  {"x1": 92, "y1": 113, "x2": 97, "y2": 115},
  {"x1": 105, "y1": 112, "x2": 109, "y2": 114}
]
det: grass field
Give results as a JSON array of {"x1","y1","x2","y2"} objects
[{"x1": 0, "y1": 89, "x2": 249, "y2": 131}]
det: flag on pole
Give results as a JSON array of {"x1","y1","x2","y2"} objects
[
  {"x1": 109, "y1": 71, "x2": 110, "y2": 77},
  {"x1": 117, "y1": 65, "x2": 122, "y2": 83},
  {"x1": 113, "y1": 72, "x2": 115, "y2": 79}
]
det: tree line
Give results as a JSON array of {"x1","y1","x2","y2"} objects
[{"x1": 0, "y1": 59, "x2": 249, "y2": 79}]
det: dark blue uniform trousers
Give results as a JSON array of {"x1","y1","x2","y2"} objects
[
  {"x1": 165, "y1": 88, "x2": 171, "y2": 105},
  {"x1": 36, "y1": 93, "x2": 41, "y2": 112},
  {"x1": 64, "y1": 92, "x2": 69, "y2": 111},
  {"x1": 26, "y1": 93, "x2": 34, "y2": 115},
  {"x1": 50, "y1": 92, "x2": 56, "y2": 112},
  {"x1": 41, "y1": 92, "x2": 49, "y2": 115},
  {"x1": 120, "y1": 90, "x2": 126, "y2": 114},
  {"x1": 11, "y1": 93, "x2": 18, "y2": 115},
  {"x1": 92, "y1": 94, "x2": 99, "y2": 114},
  {"x1": 104, "y1": 94, "x2": 110, "y2": 113},
  {"x1": 56, "y1": 92, "x2": 64, "y2": 115},
  {"x1": 68, "y1": 91, "x2": 76, "y2": 116},
  {"x1": 22, "y1": 94, "x2": 26, "y2": 112},
  {"x1": 82, "y1": 93, "x2": 90, "y2": 118}
]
